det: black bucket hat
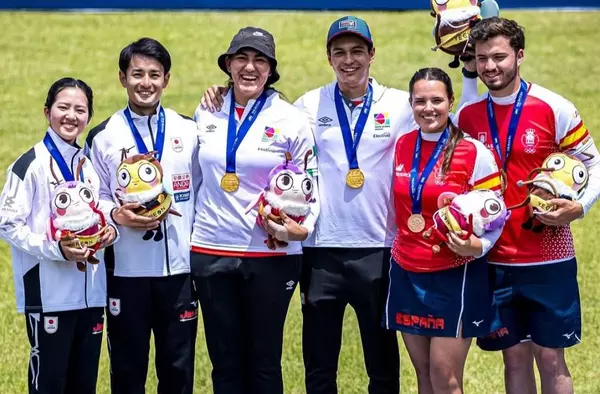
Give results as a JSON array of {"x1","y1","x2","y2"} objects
[{"x1": 218, "y1": 27, "x2": 280, "y2": 85}]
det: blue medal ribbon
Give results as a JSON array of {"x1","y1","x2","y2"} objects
[
  {"x1": 124, "y1": 106, "x2": 166, "y2": 162},
  {"x1": 486, "y1": 79, "x2": 528, "y2": 170},
  {"x1": 410, "y1": 127, "x2": 450, "y2": 214},
  {"x1": 334, "y1": 83, "x2": 373, "y2": 170},
  {"x1": 43, "y1": 132, "x2": 83, "y2": 182},
  {"x1": 225, "y1": 91, "x2": 268, "y2": 173}
]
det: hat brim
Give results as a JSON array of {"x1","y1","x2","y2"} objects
[{"x1": 218, "y1": 44, "x2": 280, "y2": 85}]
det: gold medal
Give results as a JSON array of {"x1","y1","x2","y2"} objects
[
  {"x1": 221, "y1": 173, "x2": 240, "y2": 193},
  {"x1": 346, "y1": 168, "x2": 365, "y2": 189},
  {"x1": 407, "y1": 213, "x2": 426, "y2": 233}
]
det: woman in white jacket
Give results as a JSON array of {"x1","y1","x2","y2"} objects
[{"x1": 0, "y1": 77, "x2": 116, "y2": 394}]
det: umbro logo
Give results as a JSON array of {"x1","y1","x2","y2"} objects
[
  {"x1": 318, "y1": 116, "x2": 333, "y2": 127},
  {"x1": 286, "y1": 280, "x2": 295, "y2": 290},
  {"x1": 206, "y1": 124, "x2": 217, "y2": 132}
]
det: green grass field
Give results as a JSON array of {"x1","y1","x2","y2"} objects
[{"x1": 0, "y1": 9, "x2": 599, "y2": 394}]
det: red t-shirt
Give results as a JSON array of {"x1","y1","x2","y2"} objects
[
  {"x1": 457, "y1": 83, "x2": 589, "y2": 265},
  {"x1": 392, "y1": 129, "x2": 501, "y2": 272}
]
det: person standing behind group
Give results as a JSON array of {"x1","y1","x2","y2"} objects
[
  {"x1": 456, "y1": 17, "x2": 600, "y2": 394},
  {"x1": 85, "y1": 38, "x2": 200, "y2": 394},
  {"x1": 384, "y1": 67, "x2": 504, "y2": 394},
  {"x1": 0, "y1": 77, "x2": 117, "y2": 394},
  {"x1": 190, "y1": 27, "x2": 319, "y2": 394}
]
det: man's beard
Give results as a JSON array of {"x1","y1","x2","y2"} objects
[{"x1": 484, "y1": 62, "x2": 518, "y2": 92}]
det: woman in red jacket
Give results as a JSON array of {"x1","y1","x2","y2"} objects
[{"x1": 383, "y1": 68, "x2": 505, "y2": 394}]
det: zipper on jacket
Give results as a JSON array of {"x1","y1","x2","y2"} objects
[
  {"x1": 148, "y1": 116, "x2": 171, "y2": 276},
  {"x1": 71, "y1": 151, "x2": 91, "y2": 307},
  {"x1": 84, "y1": 265, "x2": 89, "y2": 308},
  {"x1": 164, "y1": 221, "x2": 171, "y2": 275}
]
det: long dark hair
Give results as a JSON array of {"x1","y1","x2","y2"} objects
[{"x1": 408, "y1": 67, "x2": 462, "y2": 176}]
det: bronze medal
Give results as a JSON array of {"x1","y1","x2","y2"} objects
[
  {"x1": 407, "y1": 213, "x2": 426, "y2": 233},
  {"x1": 221, "y1": 173, "x2": 240, "y2": 193},
  {"x1": 346, "y1": 168, "x2": 365, "y2": 189}
]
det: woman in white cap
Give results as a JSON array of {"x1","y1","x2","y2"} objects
[{"x1": 190, "y1": 27, "x2": 319, "y2": 394}]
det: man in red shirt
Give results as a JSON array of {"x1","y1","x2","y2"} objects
[{"x1": 456, "y1": 17, "x2": 600, "y2": 394}]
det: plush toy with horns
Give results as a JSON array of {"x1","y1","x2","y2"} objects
[
  {"x1": 508, "y1": 152, "x2": 590, "y2": 232},
  {"x1": 246, "y1": 150, "x2": 315, "y2": 250},
  {"x1": 430, "y1": 0, "x2": 500, "y2": 68},
  {"x1": 47, "y1": 157, "x2": 107, "y2": 272},
  {"x1": 114, "y1": 149, "x2": 181, "y2": 241},
  {"x1": 423, "y1": 189, "x2": 510, "y2": 253}
]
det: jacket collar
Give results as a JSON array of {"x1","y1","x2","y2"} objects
[
  {"x1": 325, "y1": 77, "x2": 385, "y2": 103},
  {"x1": 125, "y1": 102, "x2": 163, "y2": 123},
  {"x1": 46, "y1": 127, "x2": 81, "y2": 157},
  {"x1": 221, "y1": 89, "x2": 277, "y2": 117}
]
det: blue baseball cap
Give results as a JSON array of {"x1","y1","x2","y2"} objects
[{"x1": 326, "y1": 16, "x2": 373, "y2": 47}]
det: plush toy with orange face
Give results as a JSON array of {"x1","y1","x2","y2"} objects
[
  {"x1": 115, "y1": 150, "x2": 180, "y2": 241},
  {"x1": 509, "y1": 153, "x2": 589, "y2": 232}
]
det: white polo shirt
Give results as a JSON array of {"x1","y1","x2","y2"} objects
[
  {"x1": 192, "y1": 90, "x2": 319, "y2": 256},
  {"x1": 295, "y1": 79, "x2": 416, "y2": 248}
]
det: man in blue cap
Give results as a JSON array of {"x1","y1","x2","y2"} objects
[{"x1": 294, "y1": 15, "x2": 406, "y2": 394}]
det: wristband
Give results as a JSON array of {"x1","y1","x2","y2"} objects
[
  {"x1": 462, "y1": 67, "x2": 478, "y2": 79},
  {"x1": 110, "y1": 207, "x2": 120, "y2": 225}
]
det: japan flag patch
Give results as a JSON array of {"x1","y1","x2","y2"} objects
[
  {"x1": 171, "y1": 137, "x2": 183, "y2": 153},
  {"x1": 44, "y1": 316, "x2": 58, "y2": 334},
  {"x1": 109, "y1": 298, "x2": 121, "y2": 316}
]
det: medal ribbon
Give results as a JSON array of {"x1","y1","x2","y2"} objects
[
  {"x1": 43, "y1": 132, "x2": 83, "y2": 182},
  {"x1": 226, "y1": 91, "x2": 268, "y2": 174},
  {"x1": 486, "y1": 79, "x2": 528, "y2": 170},
  {"x1": 124, "y1": 106, "x2": 166, "y2": 162},
  {"x1": 334, "y1": 83, "x2": 373, "y2": 170},
  {"x1": 409, "y1": 127, "x2": 450, "y2": 214}
]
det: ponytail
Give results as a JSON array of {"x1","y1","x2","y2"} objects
[{"x1": 441, "y1": 122, "x2": 464, "y2": 176}]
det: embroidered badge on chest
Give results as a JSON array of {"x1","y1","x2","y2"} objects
[
  {"x1": 521, "y1": 128, "x2": 539, "y2": 154},
  {"x1": 373, "y1": 113, "x2": 390, "y2": 131},
  {"x1": 171, "y1": 137, "x2": 183, "y2": 153},
  {"x1": 261, "y1": 126, "x2": 279, "y2": 143}
]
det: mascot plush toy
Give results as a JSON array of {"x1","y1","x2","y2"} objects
[
  {"x1": 423, "y1": 189, "x2": 509, "y2": 253},
  {"x1": 115, "y1": 150, "x2": 180, "y2": 241},
  {"x1": 430, "y1": 0, "x2": 500, "y2": 68},
  {"x1": 47, "y1": 157, "x2": 107, "y2": 272},
  {"x1": 508, "y1": 153, "x2": 589, "y2": 232},
  {"x1": 246, "y1": 151, "x2": 315, "y2": 250}
]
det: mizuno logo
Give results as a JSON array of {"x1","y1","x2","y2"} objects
[
  {"x1": 472, "y1": 320, "x2": 484, "y2": 327},
  {"x1": 563, "y1": 331, "x2": 575, "y2": 339}
]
